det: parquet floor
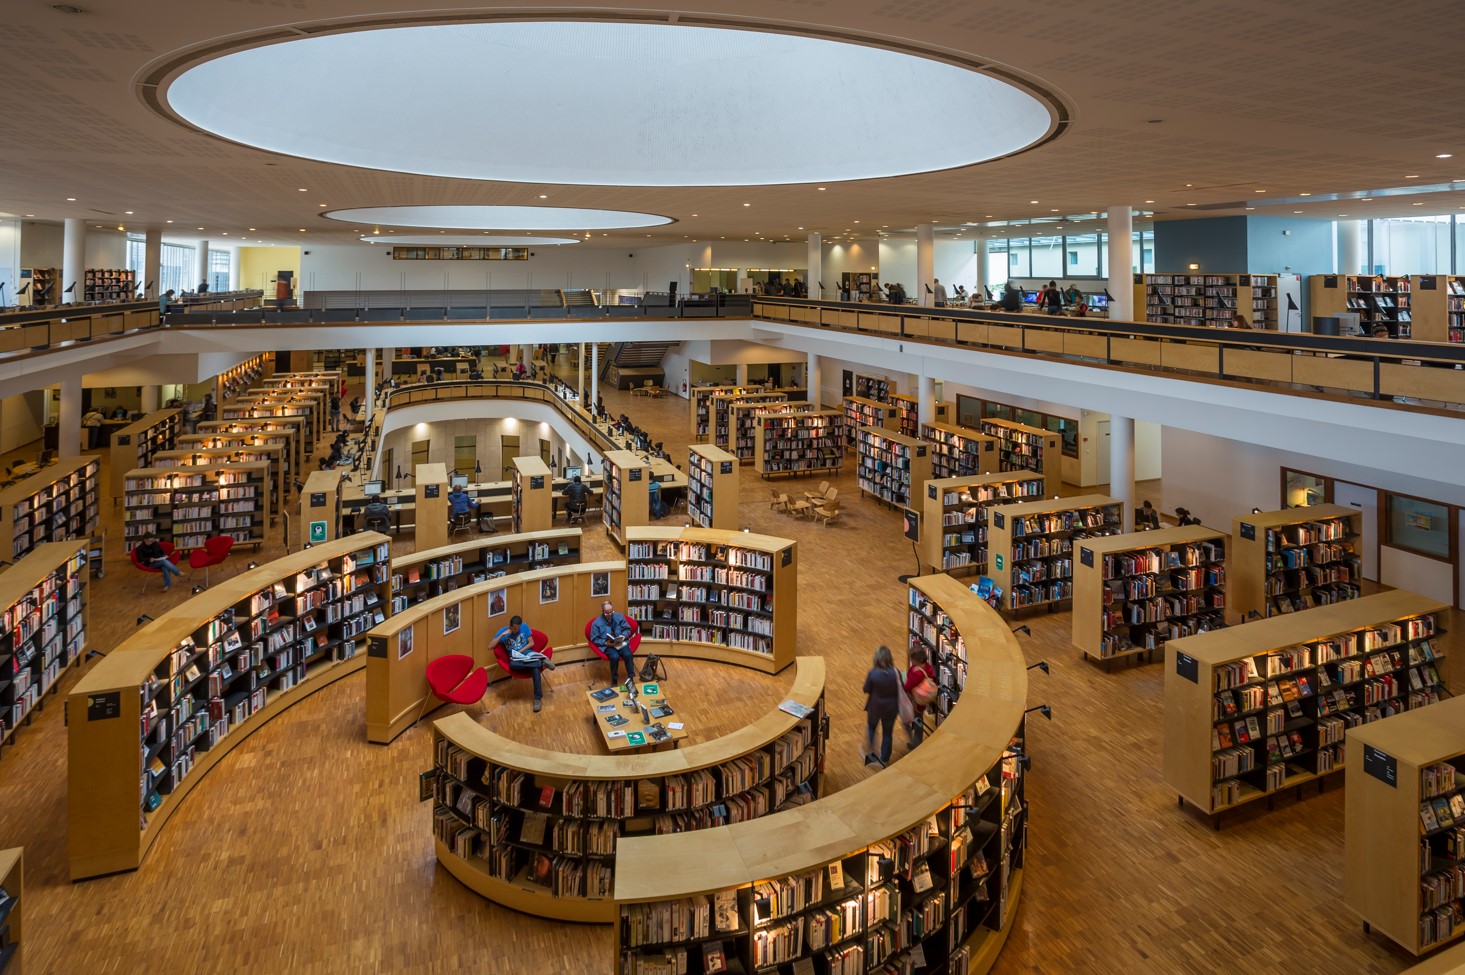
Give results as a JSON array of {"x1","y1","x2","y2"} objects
[{"x1": 0, "y1": 358, "x2": 1440, "y2": 973}]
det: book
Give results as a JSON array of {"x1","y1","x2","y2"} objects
[
  {"x1": 641, "y1": 683, "x2": 660, "y2": 696},
  {"x1": 1424, "y1": 801, "x2": 1442, "y2": 831},
  {"x1": 650, "y1": 704, "x2": 675, "y2": 719},
  {"x1": 779, "y1": 700, "x2": 815, "y2": 718},
  {"x1": 637, "y1": 780, "x2": 661, "y2": 811},
  {"x1": 714, "y1": 890, "x2": 740, "y2": 932},
  {"x1": 828, "y1": 860, "x2": 845, "y2": 889},
  {"x1": 626, "y1": 731, "x2": 646, "y2": 747},
  {"x1": 520, "y1": 813, "x2": 549, "y2": 846},
  {"x1": 912, "y1": 861, "x2": 933, "y2": 892},
  {"x1": 646, "y1": 723, "x2": 671, "y2": 743},
  {"x1": 591, "y1": 686, "x2": 618, "y2": 702},
  {"x1": 596, "y1": 704, "x2": 616, "y2": 713},
  {"x1": 605, "y1": 713, "x2": 628, "y2": 728},
  {"x1": 538, "y1": 785, "x2": 555, "y2": 809},
  {"x1": 702, "y1": 942, "x2": 727, "y2": 974}
]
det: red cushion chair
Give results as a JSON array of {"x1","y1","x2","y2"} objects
[
  {"x1": 187, "y1": 536, "x2": 234, "y2": 588},
  {"x1": 584, "y1": 615, "x2": 641, "y2": 662},
  {"x1": 492, "y1": 629, "x2": 554, "y2": 678},
  {"x1": 130, "y1": 541, "x2": 183, "y2": 594},
  {"x1": 416, "y1": 653, "x2": 490, "y2": 726}
]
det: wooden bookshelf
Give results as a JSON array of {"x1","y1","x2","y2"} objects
[
  {"x1": 83, "y1": 267, "x2": 137, "y2": 303},
  {"x1": 1345, "y1": 695, "x2": 1465, "y2": 955},
  {"x1": 841, "y1": 396, "x2": 895, "y2": 448},
  {"x1": 67, "y1": 534, "x2": 392, "y2": 879},
  {"x1": 19, "y1": 267, "x2": 56, "y2": 307},
  {"x1": 987, "y1": 494, "x2": 1123, "y2": 612},
  {"x1": 614, "y1": 574, "x2": 1028, "y2": 975},
  {"x1": 1231, "y1": 504, "x2": 1363, "y2": 620},
  {"x1": 626, "y1": 527, "x2": 797, "y2": 674},
  {"x1": 415, "y1": 463, "x2": 450, "y2": 551},
  {"x1": 1140, "y1": 273, "x2": 1260, "y2": 327},
  {"x1": 0, "y1": 456, "x2": 101, "y2": 563},
  {"x1": 918, "y1": 472, "x2": 1048, "y2": 576},
  {"x1": 1163, "y1": 590, "x2": 1448, "y2": 827},
  {"x1": 889, "y1": 391, "x2": 919, "y2": 437},
  {"x1": 198, "y1": 415, "x2": 309, "y2": 466},
  {"x1": 855, "y1": 426, "x2": 930, "y2": 509},
  {"x1": 1311, "y1": 274, "x2": 1413, "y2": 338},
  {"x1": 729, "y1": 400, "x2": 816, "y2": 463},
  {"x1": 178, "y1": 429, "x2": 295, "y2": 486},
  {"x1": 708, "y1": 391, "x2": 788, "y2": 450},
  {"x1": 223, "y1": 395, "x2": 321, "y2": 445},
  {"x1": 511, "y1": 456, "x2": 553, "y2": 534},
  {"x1": 425, "y1": 657, "x2": 826, "y2": 922},
  {"x1": 854, "y1": 372, "x2": 893, "y2": 402},
  {"x1": 299, "y1": 469, "x2": 341, "y2": 544},
  {"x1": 602, "y1": 451, "x2": 651, "y2": 547},
  {"x1": 690, "y1": 385, "x2": 741, "y2": 442},
  {"x1": 109, "y1": 409, "x2": 181, "y2": 497},
  {"x1": 152, "y1": 444, "x2": 286, "y2": 522},
  {"x1": 366, "y1": 560, "x2": 621, "y2": 744},
  {"x1": 921, "y1": 421, "x2": 1000, "y2": 480},
  {"x1": 979, "y1": 418, "x2": 1059, "y2": 476},
  {"x1": 388, "y1": 529, "x2": 583, "y2": 615},
  {"x1": 0, "y1": 848, "x2": 19, "y2": 972},
  {"x1": 686, "y1": 444, "x2": 739, "y2": 531},
  {"x1": 752, "y1": 409, "x2": 844, "y2": 479},
  {"x1": 122, "y1": 462, "x2": 270, "y2": 551},
  {"x1": 0, "y1": 542, "x2": 89, "y2": 757},
  {"x1": 1071, "y1": 526, "x2": 1228, "y2": 666},
  {"x1": 1409, "y1": 274, "x2": 1465, "y2": 344}
]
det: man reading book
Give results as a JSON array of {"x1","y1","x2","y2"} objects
[
  {"x1": 589, "y1": 601, "x2": 635, "y2": 685},
  {"x1": 492, "y1": 615, "x2": 556, "y2": 712}
]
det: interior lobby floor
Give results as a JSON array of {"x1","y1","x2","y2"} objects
[{"x1": 0, "y1": 358, "x2": 1443, "y2": 974}]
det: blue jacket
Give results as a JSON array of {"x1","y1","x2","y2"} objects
[
  {"x1": 589, "y1": 612, "x2": 633, "y2": 649},
  {"x1": 448, "y1": 490, "x2": 476, "y2": 515},
  {"x1": 493, "y1": 624, "x2": 533, "y2": 658}
]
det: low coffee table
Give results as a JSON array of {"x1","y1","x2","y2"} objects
[{"x1": 586, "y1": 681, "x2": 688, "y2": 752}]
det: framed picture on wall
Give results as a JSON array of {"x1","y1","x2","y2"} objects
[
  {"x1": 488, "y1": 588, "x2": 506, "y2": 618},
  {"x1": 540, "y1": 578, "x2": 559, "y2": 604},
  {"x1": 590, "y1": 572, "x2": 610, "y2": 598},
  {"x1": 398, "y1": 624, "x2": 415, "y2": 661},
  {"x1": 444, "y1": 603, "x2": 461, "y2": 635}
]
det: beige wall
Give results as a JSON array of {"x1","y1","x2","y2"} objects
[
  {"x1": 379, "y1": 417, "x2": 574, "y2": 481},
  {"x1": 238, "y1": 246, "x2": 301, "y2": 295}
]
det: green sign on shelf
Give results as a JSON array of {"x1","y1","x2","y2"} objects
[
  {"x1": 309, "y1": 520, "x2": 328, "y2": 543},
  {"x1": 994, "y1": 554, "x2": 1004, "y2": 572}
]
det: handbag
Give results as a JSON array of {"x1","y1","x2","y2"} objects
[
  {"x1": 637, "y1": 654, "x2": 668, "y2": 683},
  {"x1": 896, "y1": 669, "x2": 915, "y2": 726},
  {"x1": 910, "y1": 668, "x2": 938, "y2": 707}
]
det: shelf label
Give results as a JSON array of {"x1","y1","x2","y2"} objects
[
  {"x1": 928, "y1": 484, "x2": 938, "y2": 500},
  {"x1": 720, "y1": 461, "x2": 733, "y2": 475},
  {"x1": 1079, "y1": 546, "x2": 1094, "y2": 568},
  {"x1": 994, "y1": 554, "x2": 1004, "y2": 571},
  {"x1": 1420, "y1": 275, "x2": 1439, "y2": 291},
  {"x1": 992, "y1": 511, "x2": 1005, "y2": 530},
  {"x1": 310, "y1": 492, "x2": 327, "y2": 507},
  {"x1": 1239, "y1": 522, "x2": 1255, "y2": 541},
  {"x1": 1174, "y1": 652, "x2": 1198, "y2": 684},
  {"x1": 309, "y1": 520, "x2": 328, "y2": 543},
  {"x1": 1363, "y1": 744, "x2": 1397, "y2": 788},
  {"x1": 86, "y1": 691, "x2": 121, "y2": 721}
]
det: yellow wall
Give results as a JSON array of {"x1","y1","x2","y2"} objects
[{"x1": 238, "y1": 246, "x2": 301, "y2": 295}]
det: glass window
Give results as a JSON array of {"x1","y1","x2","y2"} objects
[
  {"x1": 1067, "y1": 250, "x2": 1078, "y2": 266},
  {"x1": 1045, "y1": 415, "x2": 1078, "y2": 458},
  {"x1": 126, "y1": 235, "x2": 144, "y2": 282},
  {"x1": 159, "y1": 242, "x2": 195, "y2": 296},
  {"x1": 1386, "y1": 494, "x2": 1450, "y2": 560},
  {"x1": 956, "y1": 394, "x2": 982, "y2": 428},
  {"x1": 1282, "y1": 469, "x2": 1327, "y2": 507},
  {"x1": 1007, "y1": 238, "x2": 1031, "y2": 278},
  {"x1": 983, "y1": 401, "x2": 1012, "y2": 421},
  {"x1": 208, "y1": 249, "x2": 230, "y2": 293},
  {"x1": 1031, "y1": 235, "x2": 1064, "y2": 278},
  {"x1": 1065, "y1": 232, "x2": 1100, "y2": 277},
  {"x1": 1374, "y1": 216, "x2": 1450, "y2": 276},
  {"x1": 1014, "y1": 408, "x2": 1042, "y2": 428}
]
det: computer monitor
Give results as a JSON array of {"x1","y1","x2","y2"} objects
[
  {"x1": 1088, "y1": 294, "x2": 1109, "y2": 310},
  {"x1": 985, "y1": 285, "x2": 1000, "y2": 301},
  {"x1": 564, "y1": 465, "x2": 582, "y2": 480},
  {"x1": 1022, "y1": 290, "x2": 1039, "y2": 304},
  {"x1": 450, "y1": 473, "x2": 469, "y2": 489},
  {"x1": 363, "y1": 480, "x2": 384, "y2": 496}
]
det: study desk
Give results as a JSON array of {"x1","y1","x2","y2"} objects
[
  {"x1": 587, "y1": 682, "x2": 687, "y2": 752},
  {"x1": 339, "y1": 475, "x2": 607, "y2": 533}
]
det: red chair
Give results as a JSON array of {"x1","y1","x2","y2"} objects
[
  {"x1": 492, "y1": 629, "x2": 555, "y2": 699},
  {"x1": 416, "y1": 654, "x2": 490, "y2": 727},
  {"x1": 187, "y1": 536, "x2": 234, "y2": 588},
  {"x1": 130, "y1": 541, "x2": 183, "y2": 594},
  {"x1": 585, "y1": 615, "x2": 640, "y2": 680}
]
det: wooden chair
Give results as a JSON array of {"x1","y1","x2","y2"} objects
[
  {"x1": 803, "y1": 481, "x2": 831, "y2": 503},
  {"x1": 813, "y1": 501, "x2": 842, "y2": 526},
  {"x1": 769, "y1": 489, "x2": 789, "y2": 512},
  {"x1": 788, "y1": 498, "x2": 813, "y2": 518}
]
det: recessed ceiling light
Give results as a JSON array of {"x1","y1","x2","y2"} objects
[
  {"x1": 1413, "y1": 202, "x2": 1425, "y2": 206},
  {"x1": 1299, "y1": 192, "x2": 1312, "y2": 197},
  {"x1": 166, "y1": 219, "x2": 173, "y2": 223},
  {"x1": 1144, "y1": 199, "x2": 1155, "y2": 204},
  {"x1": 1245, "y1": 207, "x2": 1255, "y2": 211},
  {"x1": 1339, "y1": 214, "x2": 1348, "y2": 217},
  {"x1": 249, "y1": 227, "x2": 255, "y2": 231},
  {"x1": 1186, "y1": 203, "x2": 1196, "y2": 206},
  {"x1": 1293, "y1": 210, "x2": 1303, "y2": 214},
  {"x1": 299, "y1": 228, "x2": 306, "y2": 231},
  {"x1": 1185, "y1": 183, "x2": 1193, "y2": 187},
  {"x1": 66, "y1": 197, "x2": 76, "y2": 201},
  {"x1": 1361, "y1": 198, "x2": 1372, "y2": 201},
  {"x1": 124, "y1": 210, "x2": 134, "y2": 214},
  {"x1": 1436, "y1": 153, "x2": 1454, "y2": 159},
  {"x1": 1406, "y1": 175, "x2": 1420, "y2": 178},
  {"x1": 743, "y1": 203, "x2": 751, "y2": 207},
  {"x1": 24, "y1": 214, "x2": 33, "y2": 217},
  {"x1": 853, "y1": 220, "x2": 860, "y2": 223},
  {"x1": 817, "y1": 187, "x2": 826, "y2": 191},
  {"x1": 1029, "y1": 200, "x2": 1038, "y2": 204},
  {"x1": 197, "y1": 226, "x2": 204, "y2": 230}
]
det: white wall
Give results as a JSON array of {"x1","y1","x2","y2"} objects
[
  {"x1": 821, "y1": 242, "x2": 879, "y2": 297},
  {"x1": 0, "y1": 218, "x2": 18, "y2": 301},
  {"x1": 935, "y1": 240, "x2": 978, "y2": 292},
  {"x1": 878, "y1": 240, "x2": 915, "y2": 293},
  {"x1": 85, "y1": 231, "x2": 126, "y2": 268},
  {"x1": 0, "y1": 391, "x2": 46, "y2": 452},
  {"x1": 20, "y1": 221, "x2": 61, "y2": 268}
]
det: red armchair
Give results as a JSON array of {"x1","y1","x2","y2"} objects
[
  {"x1": 585, "y1": 615, "x2": 640, "y2": 682},
  {"x1": 187, "y1": 536, "x2": 234, "y2": 588},
  {"x1": 492, "y1": 629, "x2": 554, "y2": 678},
  {"x1": 130, "y1": 541, "x2": 183, "y2": 594},
  {"x1": 416, "y1": 654, "x2": 490, "y2": 727}
]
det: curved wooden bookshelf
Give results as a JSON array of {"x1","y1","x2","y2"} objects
[
  {"x1": 387, "y1": 528, "x2": 585, "y2": 613},
  {"x1": 612, "y1": 574, "x2": 1028, "y2": 974},
  {"x1": 66, "y1": 534, "x2": 391, "y2": 880},
  {"x1": 431, "y1": 657, "x2": 827, "y2": 923}
]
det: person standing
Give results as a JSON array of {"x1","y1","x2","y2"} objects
[
  {"x1": 328, "y1": 393, "x2": 341, "y2": 432},
  {"x1": 82, "y1": 407, "x2": 104, "y2": 449},
  {"x1": 589, "y1": 601, "x2": 636, "y2": 685},
  {"x1": 862, "y1": 645, "x2": 901, "y2": 767},
  {"x1": 492, "y1": 615, "x2": 556, "y2": 712},
  {"x1": 903, "y1": 645, "x2": 937, "y2": 747},
  {"x1": 1041, "y1": 281, "x2": 1063, "y2": 315},
  {"x1": 932, "y1": 278, "x2": 948, "y2": 308}
]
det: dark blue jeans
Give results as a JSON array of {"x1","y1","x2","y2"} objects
[
  {"x1": 867, "y1": 712, "x2": 895, "y2": 764},
  {"x1": 512, "y1": 657, "x2": 548, "y2": 699},
  {"x1": 604, "y1": 645, "x2": 634, "y2": 684}
]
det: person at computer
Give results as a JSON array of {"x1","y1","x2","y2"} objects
[
  {"x1": 1230, "y1": 313, "x2": 1253, "y2": 329},
  {"x1": 932, "y1": 278, "x2": 947, "y2": 308},
  {"x1": 589, "y1": 600, "x2": 636, "y2": 685},
  {"x1": 134, "y1": 533, "x2": 182, "y2": 591},
  {"x1": 492, "y1": 615, "x2": 556, "y2": 712},
  {"x1": 1137, "y1": 500, "x2": 1161, "y2": 531},
  {"x1": 1063, "y1": 282, "x2": 1084, "y2": 307},
  {"x1": 999, "y1": 281, "x2": 1023, "y2": 312},
  {"x1": 1040, "y1": 281, "x2": 1064, "y2": 315},
  {"x1": 447, "y1": 484, "x2": 478, "y2": 523},
  {"x1": 348, "y1": 395, "x2": 361, "y2": 417},
  {"x1": 362, "y1": 496, "x2": 392, "y2": 533},
  {"x1": 562, "y1": 475, "x2": 589, "y2": 521}
]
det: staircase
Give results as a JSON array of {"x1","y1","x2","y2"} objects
[
  {"x1": 598, "y1": 341, "x2": 680, "y2": 389},
  {"x1": 560, "y1": 289, "x2": 598, "y2": 309}
]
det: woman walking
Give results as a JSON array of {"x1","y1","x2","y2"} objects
[{"x1": 863, "y1": 645, "x2": 901, "y2": 768}]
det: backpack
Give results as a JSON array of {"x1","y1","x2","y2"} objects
[
  {"x1": 637, "y1": 654, "x2": 668, "y2": 683},
  {"x1": 910, "y1": 667, "x2": 938, "y2": 707}
]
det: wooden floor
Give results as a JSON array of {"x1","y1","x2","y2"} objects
[{"x1": 0, "y1": 360, "x2": 1443, "y2": 973}]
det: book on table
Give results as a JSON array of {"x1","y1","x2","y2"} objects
[{"x1": 591, "y1": 686, "x2": 618, "y2": 702}]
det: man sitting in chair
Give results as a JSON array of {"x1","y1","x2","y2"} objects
[
  {"x1": 589, "y1": 600, "x2": 635, "y2": 685},
  {"x1": 562, "y1": 475, "x2": 589, "y2": 522},
  {"x1": 447, "y1": 484, "x2": 478, "y2": 523},
  {"x1": 492, "y1": 615, "x2": 556, "y2": 712}
]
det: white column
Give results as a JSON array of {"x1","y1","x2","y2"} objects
[
  {"x1": 577, "y1": 341, "x2": 585, "y2": 402},
  {"x1": 195, "y1": 240, "x2": 209, "y2": 292},
  {"x1": 735, "y1": 363, "x2": 748, "y2": 387},
  {"x1": 144, "y1": 228, "x2": 162, "y2": 298},
  {"x1": 918, "y1": 370, "x2": 936, "y2": 428},
  {"x1": 916, "y1": 223, "x2": 935, "y2": 307},
  {"x1": 590, "y1": 342, "x2": 599, "y2": 411},
  {"x1": 1338, "y1": 220, "x2": 1364, "y2": 275},
  {"x1": 365, "y1": 348, "x2": 376, "y2": 408},
  {"x1": 63, "y1": 217, "x2": 85, "y2": 305},
  {"x1": 1106, "y1": 206, "x2": 1134, "y2": 321},
  {"x1": 140, "y1": 385, "x2": 159, "y2": 413},
  {"x1": 381, "y1": 345, "x2": 394, "y2": 373},
  {"x1": 58, "y1": 377, "x2": 81, "y2": 457},
  {"x1": 1109, "y1": 414, "x2": 1135, "y2": 531},
  {"x1": 806, "y1": 233, "x2": 822, "y2": 299},
  {"x1": 973, "y1": 233, "x2": 988, "y2": 296},
  {"x1": 521, "y1": 343, "x2": 532, "y2": 371},
  {"x1": 805, "y1": 351, "x2": 821, "y2": 407}
]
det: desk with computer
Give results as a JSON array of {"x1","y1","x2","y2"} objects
[{"x1": 342, "y1": 467, "x2": 606, "y2": 534}]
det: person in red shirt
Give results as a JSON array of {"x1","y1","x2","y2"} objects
[{"x1": 904, "y1": 645, "x2": 937, "y2": 746}]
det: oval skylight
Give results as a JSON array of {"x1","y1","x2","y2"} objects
[
  {"x1": 327, "y1": 205, "x2": 669, "y2": 231},
  {"x1": 165, "y1": 22, "x2": 1056, "y2": 186},
  {"x1": 360, "y1": 234, "x2": 581, "y2": 245}
]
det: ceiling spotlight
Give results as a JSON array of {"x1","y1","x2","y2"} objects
[
  {"x1": 125, "y1": 210, "x2": 134, "y2": 214},
  {"x1": 1144, "y1": 199, "x2": 1155, "y2": 204},
  {"x1": 1029, "y1": 200, "x2": 1039, "y2": 204},
  {"x1": 1437, "y1": 153, "x2": 1454, "y2": 159},
  {"x1": 298, "y1": 187, "x2": 307, "y2": 191},
  {"x1": 299, "y1": 228, "x2": 306, "y2": 232},
  {"x1": 1293, "y1": 210, "x2": 1303, "y2": 214},
  {"x1": 743, "y1": 203, "x2": 751, "y2": 207},
  {"x1": 166, "y1": 219, "x2": 173, "y2": 223},
  {"x1": 817, "y1": 187, "x2": 826, "y2": 191},
  {"x1": 1255, "y1": 189, "x2": 1266, "y2": 193},
  {"x1": 318, "y1": 203, "x2": 327, "y2": 207},
  {"x1": 66, "y1": 197, "x2": 76, "y2": 201},
  {"x1": 249, "y1": 227, "x2": 255, "y2": 231}
]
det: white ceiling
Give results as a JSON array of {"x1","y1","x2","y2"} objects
[{"x1": 3, "y1": 0, "x2": 1465, "y2": 250}]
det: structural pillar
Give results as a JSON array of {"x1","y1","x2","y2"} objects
[
  {"x1": 58, "y1": 377, "x2": 81, "y2": 457},
  {"x1": 521, "y1": 343, "x2": 532, "y2": 372},
  {"x1": 916, "y1": 223, "x2": 935, "y2": 307},
  {"x1": 195, "y1": 240, "x2": 209, "y2": 293},
  {"x1": 806, "y1": 233, "x2": 822, "y2": 299},
  {"x1": 918, "y1": 370, "x2": 936, "y2": 429},
  {"x1": 806, "y1": 351, "x2": 821, "y2": 407},
  {"x1": 1109, "y1": 414, "x2": 1135, "y2": 531},
  {"x1": 365, "y1": 348, "x2": 376, "y2": 409},
  {"x1": 735, "y1": 363, "x2": 748, "y2": 387},
  {"x1": 1106, "y1": 206, "x2": 1134, "y2": 321},
  {"x1": 140, "y1": 385, "x2": 159, "y2": 414},
  {"x1": 973, "y1": 233, "x2": 988, "y2": 297},
  {"x1": 144, "y1": 228, "x2": 162, "y2": 298},
  {"x1": 577, "y1": 341, "x2": 585, "y2": 402},
  {"x1": 590, "y1": 342, "x2": 599, "y2": 412},
  {"x1": 1338, "y1": 220, "x2": 1364, "y2": 275},
  {"x1": 63, "y1": 218, "x2": 85, "y2": 305}
]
